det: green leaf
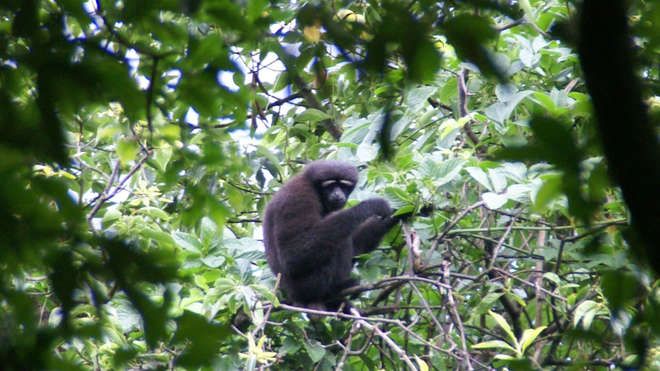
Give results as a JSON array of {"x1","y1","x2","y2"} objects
[
  {"x1": 472, "y1": 340, "x2": 516, "y2": 353},
  {"x1": 488, "y1": 168, "x2": 508, "y2": 193},
  {"x1": 297, "y1": 108, "x2": 332, "y2": 123},
  {"x1": 601, "y1": 271, "x2": 641, "y2": 310},
  {"x1": 341, "y1": 116, "x2": 372, "y2": 144},
  {"x1": 172, "y1": 311, "x2": 231, "y2": 367},
  {"x1": 405, "y1": 86, "x2": 436, "y2": 111},
  {"x1": 116, "y1": 139, "x2": 140, "y2": 164},
  {"x1": 485, "y1": 90, "x2": 533, "y2": 125},
  {"x1": 280, "y1": 337, "x2": 301, "y2": 355},
  {"x1": 466, "y1": 166, "x2": 493, "y2": 191},
  {"x1": 493, "y1": 354, "x2": 516, "y2": 361},
  {"x1": 542, "y1": 272, "x2": 561, "y2": 285},
  {"x1": 138, "y1": 207, "x2": 170, "y2": 220},
  {"x1": 141, "y1": 228, "x2": 176, "y2": 249},
  {"x1": 152, "y1": 146, "x2": 173, "y2": 172},
  {"x1": 199, "y1": 217, "x2": 219, "y2": 247},
  {"x1": 531, "y1": 92, "x2": 558, "y2": 114},
  {"x1": 482, "y1": 192, "x2": 508, "y2": 209},
  {"x1": 518, "y1": 326, "x2": 546, "y2": 354},
  {"x1": 173, "y1": 232, "x2": 203, "y2": 253},
  {"x1": 186, "y1": 34, "x2": 232, "y2": 70},
  {"x1": 438, "y1": 159, "x2": 466, "y2": 184},
  {"x1": 357, "y1": 141, "x2": 379, "y2": 162},
  {"x1": 178, "y1": 69, "x2": 223, "y2": 117},
  {"x1": 97, "y1": 124, "x2": 121, "y2": 142},
  {"x1": 423, "y1": 158, "x2": 465, "y2": 186},
  {"x1": 489, "y1": 310, "x2": 517, "y2": 345},
  {"x1": 237, "y1": 285, "x2": 257, "y2": 308},
  {"x1": 390, "y1": 113, "x2": 413, "y2": 140},
  {"x1": 533, "y1": 173, "x2": 562, "y2": 212},
  {"x1": 200, "y1": 254, "x2": 225, "y2": 268},
  {"x1": 573, "y1": 300, "x2": 599, "y2": 329},
  {"x1": 215, "y1": 278, "x2": 238, "y2": 293},
  {"x1": 384, "y1": 186, "x2": 415, "y2": 207},
  {"x1": 407, "y1": 38, "x2": 442, "y2": 82},
  {"x1": 102, "y1": 207, "x2": 122, "y2": 225},
  {"x1": 443, "y1": 15, "x2": 504, "y2": 80},
  {"x1": 304, "y1": 340, "x2": 326, "y2": 362},
  {"x1": 393, "y1": 204, "x2": 415, "y2": 217},
  {"x1": 473, "y1": 292, "x2": 504, "y2": 315}
]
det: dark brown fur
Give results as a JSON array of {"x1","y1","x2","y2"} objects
[{"x1": 263, "y1": 160, "x2": 396, "y2": 310}]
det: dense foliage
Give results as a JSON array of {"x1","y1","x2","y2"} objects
[{"x1": 0, "y1": 0, "x2": 658, "y2": 369}]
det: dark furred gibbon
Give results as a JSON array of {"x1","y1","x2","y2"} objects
[{"x1": 263, "y1": 160, "x2": 396, "y2": 311}]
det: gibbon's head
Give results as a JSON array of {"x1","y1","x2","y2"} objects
[{"x1": 304, "y1": 160, "x2": 359, "y2": 213}]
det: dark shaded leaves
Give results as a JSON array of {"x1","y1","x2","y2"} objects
[
  {"x1": 172, "y1": 311, "x2": 232, "y2": 367},
  {"x1": 443, "y1": 14, "x2": 506, "y2": 81}
]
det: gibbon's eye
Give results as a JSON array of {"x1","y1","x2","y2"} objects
[{"x1": 339, "y1": 179, "x2": 354, "y2": 187}]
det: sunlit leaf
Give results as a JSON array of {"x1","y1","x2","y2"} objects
[
  {"x1": 472, "y1": 340, "x2": 516, "y2": 353},
  {"x1": 482, "y1": 191, "x2": 508, "y2": 209},
  {"x1": 489, "y1": 310, "x2": 517, "y2": 345},
  {"x1": 466, "y1": 166, "x2": 493, "y2": 191},
  {"x1": 573, "y1": 300, "x2": 600, "y2": 329},
  {"x1": 116, "y1": 139, "x2": 140, "y2": 164},
  {"x1": 414, "y1": 355, "x2": 429, "y2": 371},
  {"x1": 173, "y1": 232, "x2": 203, "y2": 253},
  {"x1": 518, "y1": 326, "x2": 546, "y2": 354}
]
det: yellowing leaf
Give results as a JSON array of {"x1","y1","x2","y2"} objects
[
  {"x1": 33, "y1": 164, "x2": 55, "y2": 177},
  {"x1": 33, "y1": 165, "x2": 77, "y2": 180},
  {"x1": 240, "y1": 334, "x2": 277, "y2": 365},
  {"x1": 360, "y1": 31, "x2": 373, "y2": 41},
  {"x1": 57, "y1": 170, "x2": 77, "y2": 180},
  {"x1": 336, "y1": 9, "x2": 365, "y2": 24},
  {"x1": 303, "y1": 22, "x2": 322, "y2": 43},
  {"x1": 414, "y1": 355, "x2": 429, "y2": 371},
  {"x1": 254, "y1": 336, "x2": 277, "y2": 364}
]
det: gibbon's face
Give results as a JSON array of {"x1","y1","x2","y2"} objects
[{"x1": 318, "y1": 179, "x2": 355, "y2": 213}]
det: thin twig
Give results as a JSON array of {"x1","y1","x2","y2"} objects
[
  {"x1": 86, "y1": 152, "x2": 151, "y2": 228},
  {"x1": 348, "y1": 308, "x2": 418, "y2": 370},
  {"x1": 486, "y1": 221, "x2": 515, "y2": 271},
  {"x1": 442, "y1": 261, "x2": 474, "y2": 370},
  {"x1": 457, "y1": 68, "x2": 479, "y2": 145},
  {"x1": 437, "y1": 201, "x2": 485, "y2": 241},
  {"x1": 492, "y1": 268, "x2": 566, "y2": 302}
]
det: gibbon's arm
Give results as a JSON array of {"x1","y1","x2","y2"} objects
[
  {"x1": 310, "y1": 198, "x2": 391, "y2": 243},
  {"x1": 352, "y1": 216, "x2": 397, "y2": 256},
  {"x1": 352, "y1": 204, "x2": 435, "y2": 256}
]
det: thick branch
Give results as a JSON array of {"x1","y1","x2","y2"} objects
[
  {"x1": 578, "y1": 0, "x2": 660, "y2": 274},
  {"x1": 457, "y1": 68, "x2": 479, "y2": 145}
]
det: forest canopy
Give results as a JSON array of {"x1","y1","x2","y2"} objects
[{"x1": 0, "y1": 0, "x2": 658, "y2": 369}]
